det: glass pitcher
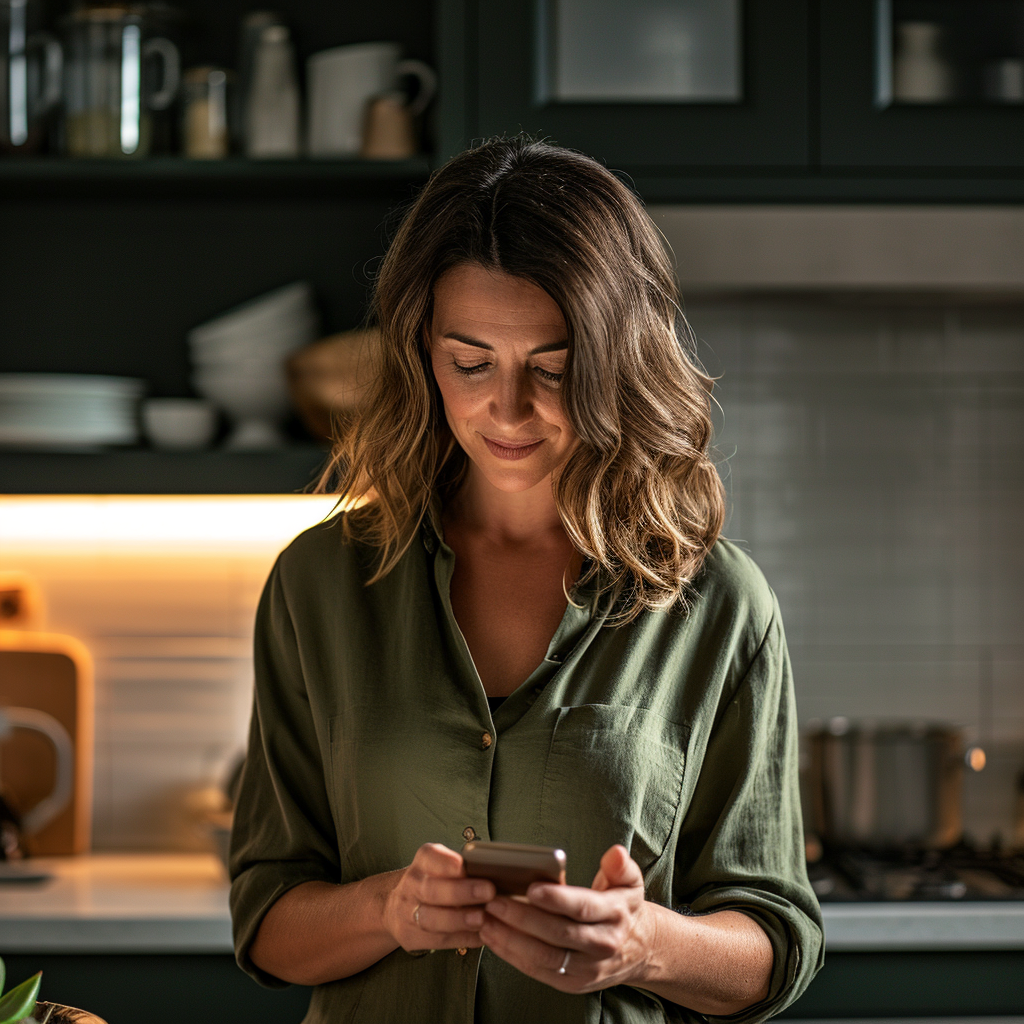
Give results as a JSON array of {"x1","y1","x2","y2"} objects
[
  {"x1": 0, "y1": 0, "x2": 62, "y2": 154},
  {"x1": 62, "y1": 3, "x2": 180, "y2": 157}
]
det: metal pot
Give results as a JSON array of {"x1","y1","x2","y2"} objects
[{"x1": 805, "y1": 718, "x2": 986, "y2": 850}]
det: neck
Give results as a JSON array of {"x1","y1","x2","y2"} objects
[{"x1": 447, "y1": 467, "x2": 565, "y2": 545}]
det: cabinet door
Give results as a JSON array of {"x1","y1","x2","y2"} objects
[
  {"x1": 457, "y1": 0, "x2": 809, "y2": 169},
  {"x1": 820, "y1": 0, "x2": 1024, "y2": 167}
]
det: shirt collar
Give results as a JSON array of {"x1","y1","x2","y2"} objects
[{"x1": 420, "y1": 493, "x2": 444, "y2": 553}]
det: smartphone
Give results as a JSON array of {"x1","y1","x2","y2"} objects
[{"x1": 461, "y1": 840, "x2": 567, "y2": 896}]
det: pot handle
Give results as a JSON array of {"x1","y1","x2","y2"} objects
[
  {"x1": 964, "y1": 746, "x2": 986, "y2": 772},
  {"x1": 0, "y1": 706, "x2": 74, "y2": 836}
]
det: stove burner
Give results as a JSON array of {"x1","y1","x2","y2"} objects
[{"x1": 809, "y1": 842, "x2": 1024, "y2": 902}]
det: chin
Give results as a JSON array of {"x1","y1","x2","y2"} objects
[
  {"x1": 468, "y1": 445, "x2": 559, "y2": 494},
  {"x1": 478, "y1": 465, "x2": 554, "y2": 494}
]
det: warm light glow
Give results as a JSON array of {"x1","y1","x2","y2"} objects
[
  {"x1": 0, "y1": 495, "x2": 343, "y2": 550},
  {"x1": 966, "y1": 746, "x2": 987, "y2": 772}
]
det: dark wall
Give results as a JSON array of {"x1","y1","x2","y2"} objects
[{"x1": 1, "y1": 195, "x2": 412, "y2": 396}]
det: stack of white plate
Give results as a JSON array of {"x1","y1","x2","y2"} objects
[
  {"x1": 189, "y1": 282, "x2": 319, "y2": 449},
  {"x1": 0, "y1": 374, "x2": 145, "y2": 448}
]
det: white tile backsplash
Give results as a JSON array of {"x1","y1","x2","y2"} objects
[{"x1": 688, "y1": 298, "x2": 1024, "y2": 843}]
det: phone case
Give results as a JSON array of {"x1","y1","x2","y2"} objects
[{"x1": 461, "y1": 840, "x2": 567, "y2": 895}]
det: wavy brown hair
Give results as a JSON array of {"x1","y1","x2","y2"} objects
[{"x1": 318, "y1": 136, "x2": 725, "y2": 622}]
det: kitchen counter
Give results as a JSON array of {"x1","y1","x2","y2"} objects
[
  {"x1": 0, "y1": 854, "x2": 232, "y2": 953},
  {"x1": 1, "y1": 854, "x2": 1024, "y2": 954},
  {"x1": 822, "y1": 901, "x2": 1024, "y2": 951}
]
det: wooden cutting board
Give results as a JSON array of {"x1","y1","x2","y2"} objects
[{"x1": 0, "y1": 630, "x2": 94, "y2": 855}]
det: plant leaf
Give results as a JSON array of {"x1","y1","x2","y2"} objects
[
  {"x1": 0, "y1": 955, "x2": 6, "y2": 997},
  {"x1": 0, "y1": 971, "x2": 42, "y2": 1024}
]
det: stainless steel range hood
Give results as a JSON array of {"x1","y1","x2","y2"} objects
[{"x1": 649, "y1": 205, "x2": 1024, "y2": 296}]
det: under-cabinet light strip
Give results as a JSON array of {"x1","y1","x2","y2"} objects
[{"x1": 0, "y1": 495, "x2": 342, "y2": 549}]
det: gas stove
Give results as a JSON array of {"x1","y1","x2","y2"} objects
[{"x1": 808, "y1": 843, "x2": 1024, "y2": 901}]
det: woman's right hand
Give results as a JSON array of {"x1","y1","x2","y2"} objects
[{"x1": 384, "y1": 842, "x2": 496, "y2": 952}]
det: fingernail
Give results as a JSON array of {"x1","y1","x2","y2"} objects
[
  {"x1": 466, "y1": 910, "x2": 484, "y2": 927},
  {"x1": 473, "y1": 883, "x2": 492, "y2": 901}
]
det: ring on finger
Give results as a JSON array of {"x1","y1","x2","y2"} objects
[
  {"x1": 413, "y1": 904, "x2": 422, "y2": 927},
  {"x1": 557, "y1": 948, "x2": 571, "y2": 975}
]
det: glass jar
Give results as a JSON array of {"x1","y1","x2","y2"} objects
[
  {"x1": 182, "y1": 65, "x2": 230, "y2": 158},
  {"x1": 61, "y1": 3, "x2": 180, "y2": 158}
]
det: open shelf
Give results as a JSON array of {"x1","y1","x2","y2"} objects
[
  {"x1": 0, "y1": 446, "x2": 331, "y2": 494},
  {"x1": 0, "y1": 156, "x2": 433, "y2": 199}
]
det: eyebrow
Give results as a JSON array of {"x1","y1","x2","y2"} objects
[{"x1": 444, "y1": 331, "x2": 568, "y2": 355}]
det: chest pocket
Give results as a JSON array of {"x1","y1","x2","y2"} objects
[{"x1": 540, "y1": 704, "x2": 689, "y2": 884}]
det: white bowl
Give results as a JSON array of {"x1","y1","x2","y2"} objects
[
  {"x1": 193, "y1": 368, "x2": 290, "y2": 418},
  {"x1": 192, "y1": 368, "x2": 292, "y2": 450},
  {"x1": 190, "y1": 318, "x2": 318, "y2": 351},
  {"x1": 189, "y1": 283, "x2": 316, "y2": 345},
  {"x1": 142, "y1": 398, "x2": 218, "y2": 450},
  {"x1": 188, "y1": 323, "x2": 318, "y2": 365}
]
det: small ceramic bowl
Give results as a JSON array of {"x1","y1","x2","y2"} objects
[{"x1": 141, "y1": 398, "x2": 218, "y2": 450}]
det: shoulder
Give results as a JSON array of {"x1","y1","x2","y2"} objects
[
  {"x1": 271, "y1": 513, "x2": 375, "y2": 596},
  {"x1": 689, "y1": 537, "x2": 778, "y2": 642}
]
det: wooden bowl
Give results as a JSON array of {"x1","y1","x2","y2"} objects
[{"x1": 285, "y1": 328, "x2": 380, "y2": 443}]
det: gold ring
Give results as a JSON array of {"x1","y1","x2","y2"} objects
[
  {"x1": 557, "y1": 948, "x2": 571, "y2": 975},
  {"x1": 413, "y1": 903, "x2": 422, "y2": 927}
]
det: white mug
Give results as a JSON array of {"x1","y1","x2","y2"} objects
[{"x1": 305, "y1": 42, "x2": 436, "y2": 157}]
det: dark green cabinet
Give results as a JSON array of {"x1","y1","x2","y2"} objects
[
  {"x1": 439, "y1": 0, "x2": 1024, "y2": 201},
  {"x1": 1, "y1": 948, "x2": 1021, "y2": 1024},
  {"x1": 819, "y1": 0, "x2": 1024, "y2": 168},
  {"x1": 453, "y1": 0, "x2": 810, "y2": 171}
]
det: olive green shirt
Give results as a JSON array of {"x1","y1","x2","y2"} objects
[{"x1": 229, "y1": 511, "x2": 824, "y2": 1024}]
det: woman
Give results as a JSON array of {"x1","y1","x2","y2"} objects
[{"x1": 229, "y1": 137, "x2": 824, "y2": 1024}]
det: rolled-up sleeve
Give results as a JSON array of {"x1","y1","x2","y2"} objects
[
  {"x1": 671, "y1": 597, "x2": 824, "y2": 1024},
  {"x1": 229, "y1": 558, "x2": 341, "y2": 988}
]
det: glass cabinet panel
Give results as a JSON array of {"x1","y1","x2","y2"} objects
[
  {"x1": 820, "y1": 0, "x2": 1024, "y2": 170},
  {"x1": 542, "y1": 0, "x2": 741, "y2": 103},
  {"x1": 876, "y1": 0, "x2": 1024, "y2": 107}
]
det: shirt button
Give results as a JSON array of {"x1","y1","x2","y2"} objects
[
  {"x1": 457, "y1": 947, "x2": 468, "y2": 956},
  {"x1": 481, "y1": 731, "x2": 492, "y2": 749},
  {"x1": 462, "y1": 826, "x2": 477, "y2": 842}
]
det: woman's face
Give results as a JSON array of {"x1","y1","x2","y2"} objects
[{"x1": 428, "y1": 263, "x2": 575, "y2": 495}]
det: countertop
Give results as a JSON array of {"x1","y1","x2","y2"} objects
[
  {"x1": 1, "y1": 854, "x2": 1023, "y2": 954},
  {"x1": 0, "y1": 854, "x2": 232, "y2": 952}
]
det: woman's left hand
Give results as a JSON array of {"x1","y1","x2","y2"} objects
[{"x1": 479, "y1": 844, "x2": 652, "y2": 993}]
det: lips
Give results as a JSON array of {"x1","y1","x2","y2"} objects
[{"x1": 482, "y1": 436, "x2": 545, "y2": 461}]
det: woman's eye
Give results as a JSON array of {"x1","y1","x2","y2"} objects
[
  {"x1": 535, "y1": 367, "x2": 563, "y2": 384},
  {"x1": 452, "y1": 360, "x2": 490, "y2": 376}
]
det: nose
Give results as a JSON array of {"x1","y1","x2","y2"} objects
[{"x1": 489, "y1": 366, "x2": 534, "y2": 430}]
